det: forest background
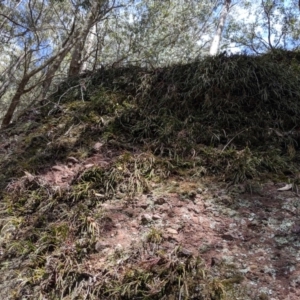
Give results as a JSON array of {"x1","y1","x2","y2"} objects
[{"x1": 1, "y1": 0, "x2": 300, "y2": 128}]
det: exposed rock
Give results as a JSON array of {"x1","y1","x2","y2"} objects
[
  {"x1": 152, "y1": 214, "x2": 161, "y2": 220},
  {"x1": 166, "y1": 228, "x2": 178, "y2": 234},
  {"x1": 93, "y1": 142, "x2": 104, "y2": 152},
  {"x1": 141, "y1": 214, "x2": 152, "y2": 225},
  {"x1": 95, "y1": 241, "x2": 110, "y2": 252}
]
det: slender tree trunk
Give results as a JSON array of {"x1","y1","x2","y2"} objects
[
  {"x1": 209, "y1": 0, "x2": 231, "y2": 56},
  {"x1": 1, "y1": 0, "x2": 111, "y2": 127},
  {"x1": 81, "y1": 24, "x2": 97, "y2": 73},
  {"x1": 68, "y1": 1, "x2": 106, "y2": 76},
  {"x1": 0, "y1": 53, "x2": 26, "y2": 99},
  {"x1": 68, "y1": 39, "x2": 84, "y2": 77},
  {"x1": 1, "y1": 77, "x2": 30, "y2": 127},
  {"x1": 1, "y1": 36, "x2": 76, "y2": 128},
  {"x1": 68, "y1": 15, "x2": 96, "y2": 76},
  {"x1": 41, "y1": 45, "x2": 73, "y2": 100}
]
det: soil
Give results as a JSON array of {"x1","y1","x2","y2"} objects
[{"x1": 6, "y1": 144, "x2": 298, "y2": 300}]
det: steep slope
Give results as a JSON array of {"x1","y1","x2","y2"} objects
[{"x1": 1, "y1": 52, "x2": 300, "y2": 299}]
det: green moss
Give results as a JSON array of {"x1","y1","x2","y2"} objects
[{"x1": 146, "y1": 227, "x2": 163, "y2": 244}]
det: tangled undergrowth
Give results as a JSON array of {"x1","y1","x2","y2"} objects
[
  {"x1": 52, "y1": 48, "x2": 300, "y2": 176},
  {"x1": 1, "y1": 50, "x2": 300, "y2": 299}
]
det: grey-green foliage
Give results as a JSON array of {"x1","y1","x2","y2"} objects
[
  {"x1": 96, "y1": 0, "x2": 218, "y2": 67},
  {"x1": 0, "y1": 0, "x2": 114, "y2": 126},
  {"x1": 0, "y1": 0, "x2": 75, "y2": 120},
  {"x1": 224, "y1": 0, "x2": 300, "y2": 54},
  {"x1": 2, "y1": 0, "x2": 300, "y2": 126}
]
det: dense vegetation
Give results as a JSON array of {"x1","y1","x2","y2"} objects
[{"x1": 0, "y1": 51, "x2": 300, "y2": 299}]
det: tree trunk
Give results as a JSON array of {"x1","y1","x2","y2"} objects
[
  {"x1": 1, "y1": 77, "x2": 29, "y2": 127},
  {"x1": 41, "y1": 45, "x2": 73, "y2": 100},
  {"x1": 68, "y1": 1, "x2": 106, "y2": 76},
  {"x1": 68, "y1": 39, "x2": 84, "y2": 77},
  {"x1": 209, "y1": 0, "x2": 231, "y2": 56},
  {"x1": 81, "y1": 24, "x2": 97, "y2": 73},
  {"x1": 1, "y1": 36, "x2": 76, "y2": 128},
  {"x1": 0, "y1": 53, "x2": 26, "y2": 99}
]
